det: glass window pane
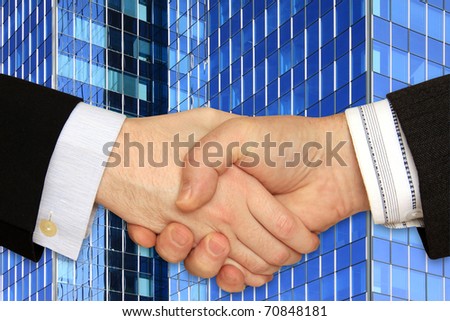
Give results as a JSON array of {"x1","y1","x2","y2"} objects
[
  {"x1": 108, "y1": 68, "x2": 122, "y2": 93},
  {"x1": 392, "y1": 0, "x2": 408, "y2": 26},
  {"x1": 352, "y1": 238, "x2": 366, "y2": 265},
  {"x1": 321, "y1": 10, "x2": 334, "y2": 45},
  {"x1": 352, "y1": 0, "x2": 365, "y2": 23},
  {"x1": 307, "y1": 279, "x2": 320, "y2": 300},
  {"x1": 392, "y1": 24, "x2": 408, "y2": 51},
  {"x1": 293, "y1": 32, "x2": 305, "y2": 65},
  {"x1": 373, "y1": 0, "x2": 390, "y2": 19},
  {"x1": 391, "y1": 242, "x2": 408, "y2": 267},
  {"x1": 280, "y1": 42, "x2": 291, "y2": 74},
  {"x1": 75, "y1": 58, "x2": 89, "y2": 83},
  {"x1": 392, "y1": 266, "x2": 408, "y2": 299},
  {"x1": 336, "y1": 268, "x2": 350, "y2": 300},
  {"x1": 321, "y1": 274, "x2": 335, "y2": 300},
  {"x1": 410, "y1": 0, "x2": 426, "y2": 33},
  {"x1": 306, "y1": 73, "x2": 319, "y2": 106},
  {"x1": 352, "y1": 42, "x2": 365, "y2": 78},
  {"x1": 307, "y1": 257, "x2": 320, "y2": 282},
  {"x1": 75, "y1": 16, "x2": 89, "y2": 42},
  {"x1": 267, "y1": 3, "x2": 278, "y2": 35},
  {"x1": 373, "y1": 16, "x2": 390, "y2": 44},
  {"x1": 373, "y1": 41, "x2": 390, "y2": 76},
  {"x1": 428, "y1": 61, "x2": 444, "y2": 79},
  {"x1": 124, "y1": 33, "x2": 137, "y2": 57},
  {"x1": 427, "y1": 274, "x2": 443, "y2": 300},
  {"x1": 321, "y1": 63, "x2": 334, "y2": 98},
  {"x1": 410, "y1": 54, "x2": 425, "y2": 85},
  {"x1": 336, "y1": 0, "x2": 350, "y2": 35},
  {"x1": 373, "y1": 261, "x2": 390, "y2": 295},
  {"x1": 392, "y1": 48, "x2": 408, "y2": 83},
  {"x1": 108, "y1": 27, "x2": 122, "y2": 52},
  {"x1": 336, "y1": 218, "x2": 350, "y2": 247},
  {"x1": 428, "y1": 257, "x2": 444, "y2": 276},
  {"x1": 444, "y1": 256, "x2": 450, "y2": 278},
  {"x1": 307, "y1": 21, "x2": 319, "y2": 55},
  {"x1": 352, "y1": 262, "x2": 366, "y2": 296},
  {"x1": 293, "y1": 263, "x2": 306, "y2": 287},
  {"x1": 428, "y1": 6, "x2": 443, "y2": 41},
  {"x1": 373, "y1": 237, "x2": 390, "y2": 263},
  {"x1": 410, "y1": 247, "x2": 426, "y2": 271},
  {"x1": 322, "y1": 251, "x2": 335, "y2": 276},
  {"x1": 123, "y1": 0, "x2": 137, "y2": 18},
  {"x1": 337, "y1": 245, "x2": 350, "y2": 270},
  {"x1": 352, "y1": 212, "x2": 367, "y2": 240},
  {"x1": 336, "y1": 54, "x2": 350, "y2": 89},
  {"x1": 428, "y1": 38, "x2": 443, "y2": 64},
  {"x1": 446, "y1": 13, "x2": 450, "y2": 44}
]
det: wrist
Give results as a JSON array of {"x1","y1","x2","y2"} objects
[
  {"x1": 329, "y1": 113, "x2": 370, "y2": 217},
  {"x1": 96, "y1": 118, "x2": 135, "y2": 220}
]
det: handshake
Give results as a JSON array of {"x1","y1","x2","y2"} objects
[{"x1": 96, "y1": 108, "x2": 370, "y2": 292}]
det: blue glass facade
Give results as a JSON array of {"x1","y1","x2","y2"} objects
[
  {"x1": 168, "y1": 0, "x2": 450, "y2": 301},
  {"x1": 1, "y1": 0, "x2": 450, "y2": 302},
  {"x1": 371, "y1": 0, "x2": 450, "y2": 301},
  {"x1": 1, "y1": 0, "x2": 169, "y2": 301},
  {"x1": 168, "y1": 0, "x2": 369, "y2": 301},
  {"x1": 1, "y1": 0, "x2": 54, "y2": 301}
]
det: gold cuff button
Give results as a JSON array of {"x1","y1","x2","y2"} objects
[{"x1": 39, "y1": 219, "x2": 57, "y2": 237}]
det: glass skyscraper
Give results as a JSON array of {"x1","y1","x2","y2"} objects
[
  {"x1": 1, "y1": 0, "x2": 449, "y2": 301},
  {"x1": 167, "y1": 0, "x2": 450, "y2": 301},
  {"x1": 1, "y1": 0, "x2": 170, "y2": 301}
]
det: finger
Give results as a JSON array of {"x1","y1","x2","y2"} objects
[
  {"x1": 176, "y1": 118, "x2": 250, "y2": 212},
  {"x1": 225, "y1": 232, "x2": 283, "y2": 275},
  {"x1": 216, "y1": 169, "x2": 305, "y2": 268},
  {"x1": 246, "y1": 177, "x2": 320, "y2": 255},
  {"x1": 127, "y1": 224, "x2": 157, "y2": 248},
  {"x1": 217, "y1": 260, "x2": 274, "y2": 292},
  {"x1": 215, "y1": 265, "x2": 246, "y2": 293},
  {"x1": 224, "y1": 259, "x2": 274, "y2": 288},
  {"x1": 155, "y1": 222, "x2": 195, "y2": 263},
  {"x1": 184, "y1": 232, "x2": 230, "y2": 278}
]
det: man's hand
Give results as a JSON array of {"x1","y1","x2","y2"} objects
[
  {"x1": 176, "y1": 113, "x2": 370, "y2": 288},
  {"x1": 95, "y1": 108, "x2": 319, "y2": 291}
]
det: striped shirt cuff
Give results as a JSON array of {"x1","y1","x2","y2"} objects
[{"x1": 345, "y1": 99, "x2": 424, "y2": 228}]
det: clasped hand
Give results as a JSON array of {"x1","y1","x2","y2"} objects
[{"x1": 96, "y1": 108, "x2": 369, "y2": 292}]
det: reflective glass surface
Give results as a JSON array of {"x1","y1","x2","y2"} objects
[
  {"x1": 168, "y1": 0, "x2": 368, "y2": 301},
  {"x1": 1, "y1": 0, "x2": 169, "y2": 301},
  {"x1": 371, "y1": 0, "x2": 450, "y2": 300}
]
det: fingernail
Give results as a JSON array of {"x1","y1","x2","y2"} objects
[
  {"x1": 208, "y1": 237, "x2": 226, "y2": 256},
  {"x1": 177, "y1": 181, "x2": 192, "y2": 203},
  {"x1": 171, "y1": 229, "x2": 189, "y2": 247}
]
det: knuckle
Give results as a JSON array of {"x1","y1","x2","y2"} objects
[
  {"x1": 267, "y1": 248, "x2": 290, "y2": 266},
  {"x1": 245, "y1": 257, "x2": 271, "y2": 275},
  {"x1": 304, "y1": 234, "x2": 320, "y2": 254},
  {"x1": 285, "y1": 252, "x2": 303, "y2": 265},
  {"x1": 275, "y1": 214, "x2": 296, "y2": 238},
  {"x1": 185, "y1": 258, "x2": 215, "y2": 278}
]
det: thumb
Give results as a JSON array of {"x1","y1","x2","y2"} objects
[{"x1": 176, "y1": 118, "x2": 248, "y2": 212}]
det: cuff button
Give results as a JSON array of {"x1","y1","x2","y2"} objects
[{"x1": 40, "y1": 219, "x2": 57, "y2": 237}]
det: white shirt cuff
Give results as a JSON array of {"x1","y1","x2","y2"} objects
[
  {"x1": 345, "y1": 99, "x2": 424, "y2": 228},
  {"x1": 32, "y1": 103, "x2": 126, "y2": 260}
]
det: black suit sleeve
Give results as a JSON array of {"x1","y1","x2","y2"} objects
[
  {"x1": 0, "y1": 74, "x2": 82, "y2": 261},
  {"x1": 387, "y1": 75, "x2": 449, "y2": 259}
]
